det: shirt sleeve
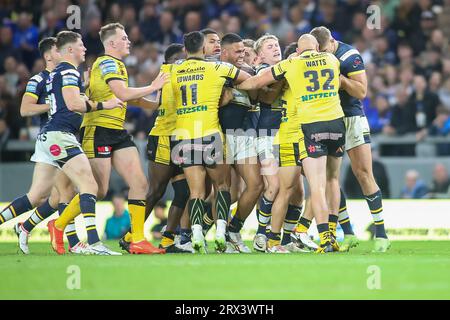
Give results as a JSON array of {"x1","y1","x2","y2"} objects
[
  {"x1": 216, "y1": 61, "x2": 240, "y2": 81},
  {"x1": 340, "y1": 51, "x2": 365, "y2": 77},
  {"x1": 99, "y1": 58, "x2": 127, "y2": 83},
  {"x1": 25, "y1": 75, "x2": 44, "y2": 99},
  {"x1": 271, "y1": 58, "x2": 290, "y2": 81},
  {"x1": 61, "y1": 69, "x2": 81, "y2": 89}
]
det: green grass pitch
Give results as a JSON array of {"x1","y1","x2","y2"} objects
[{"x1": 1, "y1": 240, "x2": 449, "y2": 300}]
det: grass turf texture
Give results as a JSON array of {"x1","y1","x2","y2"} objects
[{"x1": 0, "y1": 240, "x2": 449, "y2": 300}]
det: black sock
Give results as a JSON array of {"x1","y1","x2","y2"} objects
[
  {"x1": 0, "y1": 195, "x2": 32, "y2": 224},
  {"x1": 59, "y1": 203, "x2": 81, "y2": 248},
  {"x1": 188, "y1": 198, "x2": 205, "y2": 226},
  {"x1": 22, "y1": 199, "x2": 56, "y2": 232},
  {"x1": 256, "y1": 196, "x2": 272, "y2": 234},
  {"x1": 338, "y1": 189, "x2": 354, "y2": 235},
  {"x1": 281, "y1": 204, "x2": 302, "y2": 245},
  {"x1": 216, "y1": 190, "x2": 231, "y2": 221},
  {"x1": 365, "y1": 190, "x2": 387, "y2": 238},
  {"x1": 80, "y1": 193, "x2": 100, "y2": 245},
  {"x1": 228, "y1": 215, "x2": 245, "y2": 233}
]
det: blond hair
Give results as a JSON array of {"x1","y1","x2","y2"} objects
[
  {"x1": 99, "y1": 23, "x2": 125, "y2": 43},
  {"x1": 253, "y1": 34, "x2": 279, "y2": 54}
]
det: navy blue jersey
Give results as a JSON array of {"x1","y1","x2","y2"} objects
[
  {"x1": 219, "y1": 89, "x2": 252, "y2": 132},
  {"x1": 255, "y1": 63, "x2": 283, "y2": 132},
  {"x1": 42, "y1": 62, "x2": 83, "y2": 134},
  {"x1": 334, "y1": 41, "x2": 366, "y2": 117},
  {"x1": 24, "y1": 69, "x2": 50, "y2": 129}
]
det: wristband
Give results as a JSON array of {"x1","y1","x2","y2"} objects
[
  {"x1": 85, "y1": 101, "x2": 92, "y2": 112},
  {"x1": 97, "y1": 102, "x2": 104, "y2": 111}
]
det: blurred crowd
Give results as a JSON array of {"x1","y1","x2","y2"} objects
[{"x1": 1, "y1": 0, "x2": 450, "y2": 157}]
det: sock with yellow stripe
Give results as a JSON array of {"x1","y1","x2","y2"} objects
[
  {"x1": 0, "y1": 195, "x2": 32, "y2": 224},
  {"x1": 128, "y1": 199, "x2": 146, "y2": 243},
  {"x1": 338, "y1": 189, "x2": 354, "y2": 235},
  {"x1": 161, "y1": 230, "x2": 175, "y2": 248},
  {"x1": 22, "y1": 199, "x2": 56, "y2": 232},
  {"x1": 59, "y1": 203, "x2": 80, "y2": 248},
  {"x1": 365, "y1": 190, "x2": 387, "y2": 238},
  {"x1": 317, "y1": 223, "x2": 330, "y2": 246},
  {"x1": 201, "y1": 201, "x2": 214, "y2": 235},
  {"x1": 328, "y1": 214, "x2": 338, "y2": 239},
  {"x1": 296, "y1": 216, "x2": 311, "y2": 233},
  {"x1": 55, "y1": 194, "x2": 81, "y2": 230},
  {"x1": 267, "y1": 231, "x2": 281, "y2": 248},
  {"x1": 281, "y1": 204, "x2": 302, "y2": 245},
  {"x1": 80, "y1": 193, "x2": 100, "y2": 245},
  {"x1": 256, "y1": 196, "x2": 272, "y2": 235}
]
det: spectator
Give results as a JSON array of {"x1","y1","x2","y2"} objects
[
  {"x1": 365, "y1": 95, "x2": 392, "y2": 134},
  {"x1": 152, "y1": 10, "x2": 182, "y2": 47},
  {"x1": 39, "y1": 10, "x2": 63, "y2": 39},
  {"x1": 289, "y1": 4, "x2": 311, "y2": 36},
  {"x1": 151, "y1": 201, "x2": 168, "y2": 240},
  {"x1": 3, "y1": 56, "x2": 19, "y2": 96},
  {"x1": 428, "y1": 106, "x2": 450, "y2": 155},
  {"x1": 184, "y1": 11, "x2": 202, "y2": 33},
  {"x1": 83, "y1": 17, "x2": 103, "y2": 57},
  {"x1": 427, "y1": 163, "x2": 450, "y2": 198},
  {"x1": 438, "y1": 77, "x2": 450, "y2": 110},
  {"x1": 139, "y1": 2, "x2": 160, "y2": 41},
  {"x1": 371, "y1": 36, "x2": 396, "y2": 68},
  {"x1": 10, "y1": 11, "x2": 39, "y2": 69},
  {"x1": 0, "y1": 27, "x2": 21, "y2": 74},
  {"x1": 267, "y1": 1, "x2": 293, "y2": 41},
  {"x1": 400, "y1": 170, "x2": 429, "y2": 199},
  {"x1": 104, "y1": 194, "x2": 131, "y2": 240},
  {"x1": 206, "y1": 0, "x2": 240, "y2": 20}
]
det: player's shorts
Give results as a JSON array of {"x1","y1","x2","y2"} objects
[
  {"x1": 274, "y1": 143, "x2": 301, "y2": 167},
  {"x1": 256, "y1": 135, "x2": 277, "y2": 162},
  {"x1": 147, "y1": 134, "x2": 183, "y2": 176},
  {"x1": 79, "y1": 126, "x2": 135, "y2": 159},
  {"x1": 31, "y1": 131, "x2": 83, "y2": 169},
  {"x1": 171, "y1": 132, "x2": 225, "y2": 168},
  {"x1": 344, "y1": 115, "x2": 371, "y2": 151},
  {"x1": 225, "y1": 132, "x2": 257, "y2": 164},
  {"x1": 299, "y1": 118, "x2": 346, "y2": 160}
]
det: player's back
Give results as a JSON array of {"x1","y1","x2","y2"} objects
[
  {"x1": 150, "y1": 63, "x2": 176, "y2": 136},
  {"x1": 42, "y1": 61, "x2": 82, "y2": 134},
  {"x1": 171, "y1": 58, "x2": 239, "y2": 139},
  {"x1": 83, "y1": 55, "x2": 128, "y2": 130},
  {"x1": 274, "y1": 51, "x2": 343, "y2": 124},
  {"x1": 275, "y1": 83, "x2": 299, "y2": 144}
]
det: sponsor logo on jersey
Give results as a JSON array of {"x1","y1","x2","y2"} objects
[
  {"x1": 301, "y1": 92, "x2": 337, "y2": 101},
  {"x1": 176, "y1": 105, "x2": 208, "y2": 115}
]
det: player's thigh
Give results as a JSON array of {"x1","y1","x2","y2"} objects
[
  {"x1": 326, "y1": 156, "x2": 342, "y2": 180},
  {"x1": 62, "y1": 154, "x2": 97, "y2": 191},
  {"x1": 148, "y1": 161, "x2": 173, "y2": 192},
  {"x1": 54, "y1": 170, "x2": 75, "y2": 203},
  {"x1": 112, "y1": 146, "x2": 148, "y2": 190},
  {"x1": 235, "y1": 161, "x2": 263, "y2": 189},
  {"x1": 27, "y1": 162, "x2": 58, "y2": 205},
  {"x1": 88, "y1": 157, "x2": 112, "y2": 198},
  {"x1": 301, "y1": 156, "x2": 327, "y2": 191},
  {"x1": 347, "y1": 142, "x2": 373, "y2": 175},
  {"x1": 183, "y1": 165, "x2": 207, "y2": 199},
  {"x1": 278, "y1": 166, "x2": 300, "y2": 198}
]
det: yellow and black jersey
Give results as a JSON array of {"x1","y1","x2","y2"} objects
[
  {"x1": 82, "y1": 55, "x2": 128, "y2": 130},
  {"x1": 272, "y1": 51, "x2": 344, "y2": 124},
  {"x1": 274, "y1": 82, "x2": 299, "y2": 144},
  {"x1": 150, "y1": 63, "x2": 176, "y2": 137},
  {"x1": 170, "y1": 58, "x2": 239, "y2": 139}
]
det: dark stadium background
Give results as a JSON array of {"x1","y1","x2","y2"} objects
[{"x1": 0, "y1": 0, "x2": 449, "y2": 200}]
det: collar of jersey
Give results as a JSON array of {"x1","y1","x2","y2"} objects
[
  {"x1": 299, "y1": 49, "x2": 318, "y2": 58},
  {"x1": 186, "y1": 56, "x2": 205, "y2": 61},
  {"x1": 61, "y1": 60, "x2": 76, "y2": 68},
  {"x1": 103, "y1": 54, "x2": 123, "y2": 62}
]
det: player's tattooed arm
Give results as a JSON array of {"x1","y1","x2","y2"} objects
[
  {"x1": 108, "y1": 72, "x2": 169, "y2": 102},
  {"x1": 339, "y1": 71, "x2": 367, "y2": 99},
  {"x1": 20, "y1": 94, "x2": 50, "y2": 117},
  {"x1": 63, "y1": 86, "x2": 124, "y2": 113}
]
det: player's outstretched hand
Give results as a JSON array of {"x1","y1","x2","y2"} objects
[
  {"x1": 151, "y1": 72, "x2": 170, "y2": 91},
  {"x1": 103, "y1": 97, "x2": 125, "y2": 110}
]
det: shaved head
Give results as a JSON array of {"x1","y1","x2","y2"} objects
[{"x1": 297, "y1": 34, "x2": 319, "y2": 54}]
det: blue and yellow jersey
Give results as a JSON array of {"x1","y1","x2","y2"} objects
[
  {"x1": 274, "y1": 82, "x2": 299, "y2": 144},
  {"x1": 25, "y1": 69, "x2": 50, "y2": 129},
  {"x1": 42, "y1": 61, "x2": 83, "y2": 134},
  {"x1": 255, "y1": 63, "x2": 283, "y2": 131},
  {"x1": 150, "y1": 63, "x2": 176, "y2": 137},
  {"x1": 334, "y1": 41, "x2": 365, "y2": 117},
  {"x1": 170, "y1": 57, "x2": 239, "y2": 139},
  {"x1": 83, "y1": 55, "x2": 128, "y2": 130},
  {"x1": 218, "y1": 88, "x2": 252, "y2": 132},
  {"x1": 272, "y1": 51, "x2": 344, "y2": 124}
]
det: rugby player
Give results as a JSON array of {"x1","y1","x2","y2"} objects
[
  {"x1": 119, "y1": 43, "x2": 193, "y2": 254},
  {"x1": 0, "y1": 37, "x2": 87, "y2": 254},
  {"x1": 267, "y1": 42, "x2": 306, "y2": 253},
  {"x1": 252, "y1": 34, "x2": 285, "y2": 252},
  {"x1": 310, "y1": 26, "x2": 390, "y2": 252},
  {"x1": 33, "y1": 31, "x2": 123, "y2": 255},
  {"x1": 79, "y1": 23, "x2": 167, "y2": 254},
  {"x1": 170, "y1": 31, "x2": 251, "y2": 253},
  {"x1": 219, "y1": 33, "x2": 262, "y2": 253},
  {"x1": 237, "y1": 34, "x2": 344, "y2": 253}
]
